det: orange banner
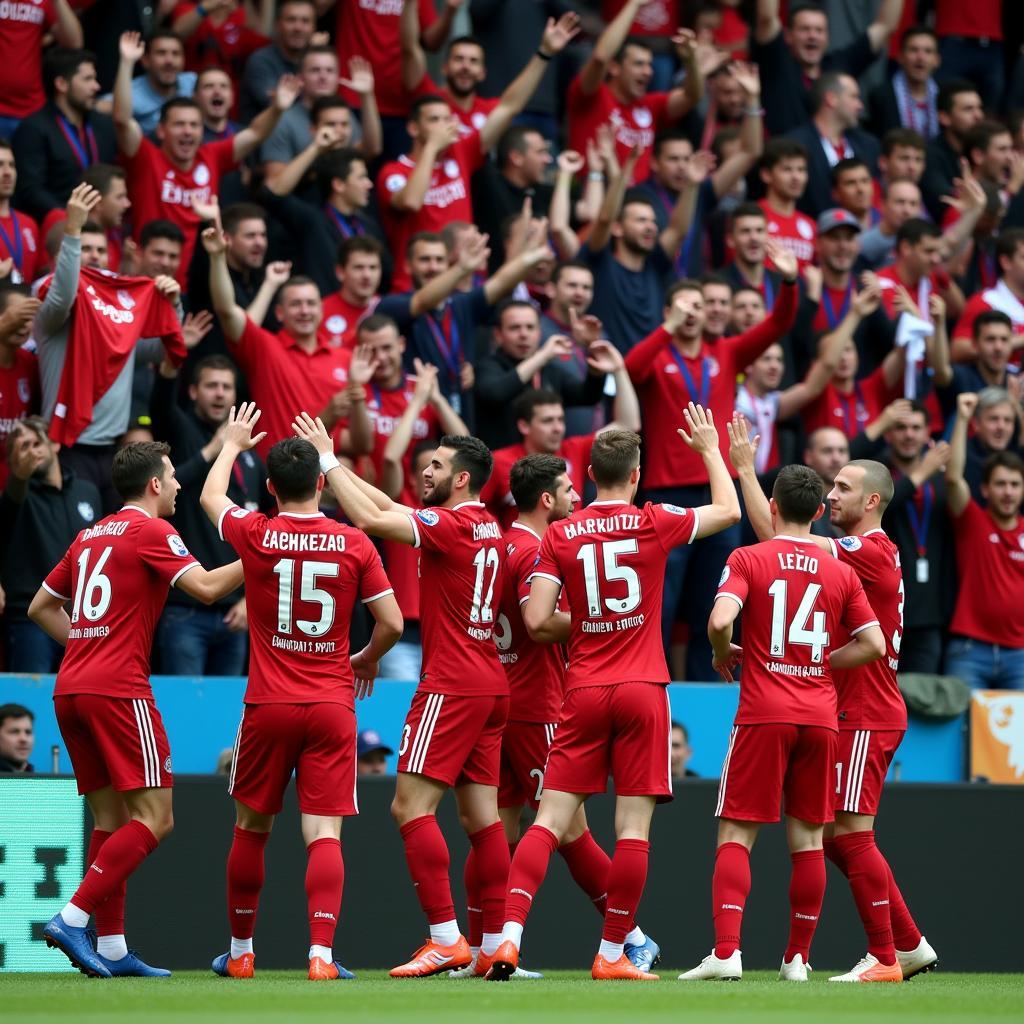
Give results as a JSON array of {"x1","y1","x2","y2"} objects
[{"x1": 970, "y1": 691, "x2": 1024, "y2": 784}]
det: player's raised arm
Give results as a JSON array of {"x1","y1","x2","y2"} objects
[
  {"x1": 292, "y1": 412, "x2": 417, "y2": 545},
  {"x1": 200, "y1": 402, "x2": 268, "y2": 526},
  {"x1": 726, "y1": 414, "x2": 772, "y2": 540},
  {"x1": 678, "y1": 403, "x2": 741, "y2": 538},
  {"x1": 175, "y1": 560, "x2": 245, "y2": 605},
  {"x1": 945, "y1": 391, "x2": 977, "y2": 518},
  {"x1": 707, "y1": 596, "x2": 742, "y2": 683}
]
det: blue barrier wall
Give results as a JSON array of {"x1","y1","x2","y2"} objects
[{"x1": 1, "y1": 673, "x2": 966, "y2": 781}]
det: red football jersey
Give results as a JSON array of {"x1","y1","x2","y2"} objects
[
  {"x1": 935, "y1": 0, "x2": 1001, "y2": 40},
  {"x1": 498, "y1": 522, "x2": 566, "y2": 723},
  {"x1": 446, "y1": 90, "x2": 500, "y2": 138},
  {"x1": 406, "y1": 500, "x2": 508, "y2": 696},
  {"x1": 716, "y1": 536, "x2": 879, "y2": 729},
  {"x1": 827, "y1": 530, "x2": 908, "y2": 731},
  {"x1": 44, "y1": 507, "x2": 200, "y2": 698},
  {"x1": 875, "y1": 266, "x2": 937, "y2": 320},
  {"x1": 218, "y1": 505, "x2": 393, "y2": 707},
  {"x1": 124, "y1": 138, "x2": 237, "y2": 285},
  {"x1": 0, "y1": 347, "x2": 39, "y2": 489},
  {"x1": 0, "y1": 0, "x2": 55, "y2": 118},
  {"x1": 800, "y1": 366, "x2": 897, "y2": 439},
  {"x1": 950, "y1": 499, "x2": 1024, "y2": 647},
  {"x1": 319, "y1": 292, "x2": 378, "y2": 350},
  {"x1": 953, "y1": 290, "x2": 1024, "y2": 351},
  {"x1": 365, "y1": 373, "x2": 440, "y2": 479},
  {"x1": 601, "y1": 0, "x2": 679, "y2": 37},
  {"x1": 0, "y1": 211, "x2": 42, "y2": 284},
  {"x1": 377, "y1": 134, "x2": 485, "y2": 291},
  {"x1": 533, "y1": 499, "x2": 699, "y2": 691},
  {"x1": 759, "y1": 200, "x2": 817, "y2": 270}
]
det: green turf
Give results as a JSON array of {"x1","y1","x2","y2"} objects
[{"x1": 4, "y1": 971, "x2": 1024, "y2": 1024}]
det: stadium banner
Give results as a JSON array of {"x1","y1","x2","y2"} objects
[
  {"x1": 0, "y1": 779, "x2": 84, "y2": 971},
  {"x1": 970, "y1": 690, "x2": 1024, "y2": 784}
]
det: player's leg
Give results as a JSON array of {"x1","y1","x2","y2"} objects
[
  {"x1": 300, "y1": 814, "x2": 352, "y2": 980},
  {"x1": 83, "y1": 786, "x2": 130, "y2": 963}
]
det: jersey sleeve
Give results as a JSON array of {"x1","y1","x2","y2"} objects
[
  {"x1": 42, "y1": 547, "x2": 74, "y2": 600},
  {"x1": 406, "y1": 507, "x2": 461, "y2": 551},
  {"x1": 232, "y1": 317, "x2": 271, "y2": 371},
  {"x1": 841, "y1": 572, "x2": 880, "y2": 635},
  {"x1": 827, "y1": 533, "x2": 882, "y2": 585},
  {"x1": 378, "y1": 161, "x2": 409, "y2": 210},
  {"x1": 647, "y1": 501, "x2": 700, "y2": 551},
  {"x1": 136, "y1": 519, "x2": 201, "y2": 588},
  {"x1": 531, "y1": 529, "x2": 563, "y2": 587},
  {"x1": 358, "y1": 538, "x2": 395, "y2": 603},
  {"x1": 715, "y1": 550, "x2": 749, "y2": 609},
  {"x1": 455, "y1": 130, "x2": 485, "y2": 173},
  {"x1": 207, "y1": 137, "x2": 238, "y2": 174},
  {"x1": 217, "y1": 503, "x2": 266, "y2": 546}
]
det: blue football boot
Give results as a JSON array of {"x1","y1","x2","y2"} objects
[
  {"x1": 212, "y1": 951, "x2": 255, "y2": 977},
  {"x1": 625, "y1": 933, "x2": 661, "y2": 973},
  {"x1": 43, "y1": 913, "x2": 112, "y2": 978},
  {"x1": 96, "y1": 949, "x2": 171, "y2": 977}
]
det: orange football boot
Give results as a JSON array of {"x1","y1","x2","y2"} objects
[
  {"x1": 591, "y1": 953, "x2": 660, "y2": 980},
  {"x1": 829, "y1": 955, "x2": 903, "y2": 983},
  {"x1": 389, "y1": 936, "x2": 472, "y2": 978},
  {"x1": 484, "y1": 940, "x2": 519, "y2": 981},
  {"x1": 214, "y1": 952, "x2": 254, "y2": 978}
]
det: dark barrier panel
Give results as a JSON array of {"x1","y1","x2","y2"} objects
[{"x1": 3, "y1": 776, "x2": 1022, "y2": 972}]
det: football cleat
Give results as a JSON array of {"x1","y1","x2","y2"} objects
[
  {"x1": 511, "y1": 965, "x2": 544, "y2": 979},
  {"x1": 308, "y1": 956, "x2": 356, "y2": 980},
  {"x1": 592, "y1": 953, "x2": 659, "y2": 980},
  {"x1": 449, "y1": 955, "x2": 479, "y2": 978},
  {"x1": 211, "y1": 952, "x2": 255, "y2": 978},
  {"x1": 389, "y1": 936, "x2": 472, "y2": 978},
  {"x1": 96, "y1": 949, "x2": 171, "y2": 977},
  {"x1": 896, "y1": 936, "x2": 938, "y2": 979},
  {"x1": 778, "y1": 954, "x2": 810, "y2": 982},
  {"x1": 484, "y1": 940, "x2": 519, "y2": 981},
  {"x1": 829, "y1": 954, "x2": 903, "y2": 983},
  {"x1": 678, "y1": 949, "x2": 742, "y2": 981},
  {"x1": 43, "y1": 913, "x2": 112, "y2": 978},
  {"x1": 625, "y1": 934, "x2": 661, "y2": 973}
]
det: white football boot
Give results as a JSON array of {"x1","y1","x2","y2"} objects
[
  {"x1": 678, "y1": 949, "x2": 742, "y2": 980},
  {"x1": 896, "y1": 936, "x2": 938, "y2": 979},
  {"x1": 779, "y1": 953, "x2": 810, "y2": 981},
  {"x1": 829, "y1": 953, "x2": 902, "y2": 983}
]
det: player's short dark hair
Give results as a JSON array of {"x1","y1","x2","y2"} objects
[
  {"x1": 311, "y1": 95, "x2": 350, "y2": 125},
  {"x1": 590, "y1": 429, "x2": 641, "y2": 488},
  {"x1": 846, "y1": 459, "x2": 895, "y2": 513},
  {"x1": 772, "y1": 465, "x2": 825, "y2": 523},
  {"x1": 81, "y1": 163, "x2": 125, "y2": 196},
  {"x1": 337, "y1": 234, "x2": 383, "y2": 268},
  {"x1": 938, "y1": 78, "x2": 980, "y2": 114},
  {"x1": 900, "y1": 24, "x2": 938, "y2": 49},
  {"x1": 112, "y1": 441, "x2": 171, "y2": 500},
  {"x1": 671, "y1": 719, "x2": 689, "y2": 741},
  {"x1": 409, "y1": 94, "x2": 449, "y2": 122},
  {"x1": 700, "y1": 272, "x2": 732, "y2": 292},
  {"x1": 445, "y1": 33, "x2": 485, "y2": 59},
  {"x1": 497, "y1": 299, "x2": 539, "y2": 327},
  {"x1": 664, "y1": 277, "x2": 704, "y2": 306},
  {"x1": 267, "y1": 437, "x2": 320, "y2": 501},
  {"x1": 982, "y1": 450, "x2": 1024, "y2": 485},
  {"x1": 729, "y1": 201, "x2": 767, "y2": 229},
  {"x1": 277, "y1": 0, "x2": 317, "y2": 15},
  {"x1": 514, "y1": 388, "x2": 563, "y2": 426},
  {"x1": 439, "y1": 434, "x2": 493, "y2": 494},
  {"x1": 787, "y1": 1, "x2": 825, "y2": 26},
  {"x1": 159, "y1": 96, "x2": 202, "y2": 122},
  {"x1": 0, "y1": 703, "x2": 33, "y2": 727},
  {"x1": 277, "y1": 275, "x2": 320, "y2": 301},
  {"x1": 317, "y1": 147, "x2": 366, "y2": 199},
  {"x1": 196, "y1": 64, "x2": 232, "y2": 87},
  {"x1": 896, "y1": 217, "x2": 940, "y2": 247},
  {"x1": 222, "y1": 202, "x2": 266, "y2": 234},
  {"x1": 652, "y1": 128, "x2": 692, "y2": 159},
  {"x1": 192, "y1": 354, "x2": 237, "y2": 385},
  {"x1": 551, "y1": 260, "x2": 592, "y2": 287},
  {"x1": 0, "y1": 281, "x2": 32, "y2": 313},
  {"x1": 882, "y1": 127, "x2": 926, "y2": 157},
  {"x1": 139, "y1": 219, "x2": 185, "y2": 248},
  {"x1": 44, "y1": 48, "x2": 97, "y2": 99},
  {"x1": 619, "y1": 189, "x2": 656, "y2": 220},
  {"x1": 973, "y1": 310, "x2": 1014, "y2": 338},
  {"x1": 996, "y1": 227, "x2": 1024, "y2": 262},
  {"x1": 509, "y1": 452, "x2": 568, "y2": 513},
  {"x1": 964, "y1": 120, "x2": 1012, "y2": 161},
  {"x1": 147, "y1": 29, "x2": 184, "y2": 51},
  {"x1": 80, "y1": 220, "x2": 104, "y2": 237},
  {"x1": 406, "y1": 230, "x2": 446, "y2": 261},
  {"x1": 810, "y1": 70, "x2": 851, "y2": 115},
  {"x1": 496, "y1": 124, "x2": 543, "y2": 170},
  {"x1": 830, "y1": 157, "x2": 871, "y2": 188},
  {"x1": 356, "y1": 312, "x2": 399, "y2": 340},
  {"x1": 614, "y1": 36, "x2": 653, "y2": 63},
  {"x1": 759, "y1": 138, "x2": 808, "y2": 172},
  {"x1": 710, "y1": 126, "x2": 740, "y2": 165}
]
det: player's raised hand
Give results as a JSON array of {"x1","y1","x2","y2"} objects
[
  {"x1": 349, "y1": 343, "x2": 378, "y2": 386},
  {"x1": 182, "y1": 310, "x2": 214, "y2": 349},
  {"x1": 412, "y1": 358, "x2": 439, "y2": 402},
  {"x1": 540, "y1": 11, "x2": 580, "y2": 55},
  {"x1": 919, "y1": 440, "x2": 950, "y2": 479},
  {"x1": 569, "y1": 307, "x2": 604, "y2": 349},
  {"x1": 119, "y1": 30, "x2": 145, "y2": 64},
  {"x1": 201, "y1": 224, "x2": 227, "y2": 256},
  {"x1": 65, "y1": 183, "x2": 103, "y2": 235},
  {"x1": 558, "y1": 149, "x2": 584, "y2": 176},
  {"x1": 677, "y1": 402, "x2": 719, "y2": 455},
  {"x1": 585, "y1": 339, "x2": 624, "y2": 375},
  {"x1": 957, "y1": 391, "x2": 979, "y2": 421},
  {"x1": 223, "y1": 402, "x2": 267, "y2": 451},
  {"x1": 339, "y1": 55, "x2": 374, "y2": 96},
  {"x1": 8, "y1": 427, "x2": 47, "y2": 481},
  {"x1": 153, "y1": 275, "x2": 181, "y2": 303},
  {"x1": 351, "y1": 648, "x2": 381, "y2": 700},
  {"x1": 712, "y1": 643, "x2": 742, "y2": 683},
  {"x1": 726, "y1": 413, "x2": 760, "y2": 473},
  {"x1": 764, "y1": 238, "x2": 797, "y2": 281},
  {"x1": 292, "y1": 410, "x2": 334, "y2": 455}
]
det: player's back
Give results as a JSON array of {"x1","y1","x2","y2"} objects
[
  {"x1": 219, "y1": 506, "x2": 393, "y2": 706},
  {"x1": 828, "y1": 530, "x2": 907, "y2": 731},
  {"x1": 534, "y1": 499, "x2": 700, "y2": 690},
  {"x1": 407, "y1": 501, "x2": 508, "y2": 696},
  {"x1": 717, "y1": 536, "x2": 879, "y2": 729},
  {"x1": 498, "y1": 523, "x2": 566, "y2": 723},
  {"x1": 45, "y1": 506, "x2": 199, "y2": 698}
]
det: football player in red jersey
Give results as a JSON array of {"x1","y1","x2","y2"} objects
[
  {"x1": 680, "y1": 449, "x2": 885, "y2": 983},
  {"x1": 292, "y1": 412, "x2": 509, "y2": 979},
  {"x1": 28, "y1": 442, "x2": 243, "y2": 978},
  {"x1": 199, "y1": 404, "x2": 403, "y2": 981},
  {"x1": 727, "y1": 415, "x2": 934, "y2": 982},
  {"x1": 487, "y1": 406, "x2": 741, "y2": 982}
]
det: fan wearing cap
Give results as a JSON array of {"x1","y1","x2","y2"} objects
[{"x1": 357, "y1": 729, "x2": 394, "y2": 776}]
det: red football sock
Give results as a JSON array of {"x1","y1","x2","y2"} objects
[
  {"x1": 823, "y1": 837, "x2": 845, "y2": 872},
  {"x1": 463, "y1": 848, "x2": 483, "y2": 947},
  {"x1": 399, "y1": 815, "x2": 455, "y2": 925},
  {"x1": 468, "y1": 822, "x2": 510, "y2": 936},
  {"x1": 226, "y1": 826, "x2": 269, "y2": 940},
  {"x1": 601, "y1": 839, "x2": 649, "y2": 944},
  {"x1": 504, "y1": 825, "x2": 558, "y2": 927},
  {"x1": 784, "y1": 849, "x2": 826, "y2": 963},
  {"x1": 886, "y1": 860, "x2": 922, "y2": 951},
  {"x1": 833, "y1": 831, "x2": 896, "y2": 965},
  {"x1": 86, "y1": 829, "x2": 125, "y2": 937},
  {"x1": 712, "y1": 842, "x2": 750, "y2": 959},
  {"x1": 559, "y1": 829, "x2": 610, "y2": 916},
  {"x1": 306, "y1": 837, "x2": 344, "y2": 948},
  {"x1": 70, "y1": 820, "x2": 157, "y2": 916}
]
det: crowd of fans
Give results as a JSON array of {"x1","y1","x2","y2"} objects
[{"x1": 2, "y1": 0, "x2": 1024, "y2": 689}]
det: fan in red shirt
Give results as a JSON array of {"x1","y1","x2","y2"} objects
[
  {"x1": 757, "y1": 140, "x2": 817, "y2": 270},
  {"x1": 199, "y1": 403, "x2": 403, "y2": 981},
  {"x1": 112, "y1": 30, "x2": 302, "y2": 285},
  {"x1": 679, "y1": 454, "x2": 884, "y2": 983},
  {"x1": 874, "y1": 218, "x2": 965, "y2": 323},
  {"x1": 171, "y1": 2, "x2": 269, "y2": 84},
  {"x1": 731, "y1": 417, "x2": 935, "y2": 983},
  {"x1": 29, "y1": 441, "x2": 243, "y2": 978},
  {"x1": 319, "y1": 237, "x2": 385, "y2": 351},
  {"x1": 0, "y1": 142, "x2": 42, "y2": 284},
  {"x1": 296, "y1": 415, "x2": 510, "y2": 979},
  {"x1": 377, "y1": 13, "x2": 580, "y2": 292},
  {"x1": 487, "y1": 411, "x2": 740, "y2": 982},
  {"x1": 0, "y1": 286, "x2": 40, "y2": 488},
  {"x1": 567, "y1": 0, "x2": 703, "y2": 183}
]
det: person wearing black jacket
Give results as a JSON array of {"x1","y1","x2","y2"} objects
[
  {"x1": 150, "y1": 354, "x2": 266, "y2": 676},
  {"x1": 0, "y1": 417, "x2": 101, "y2": 672}
]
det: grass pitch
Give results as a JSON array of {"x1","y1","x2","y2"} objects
[{"x1": 4, "y1": 971, "x2": 1023, "y2": 1024}]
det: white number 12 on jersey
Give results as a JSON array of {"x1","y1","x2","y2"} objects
[
  {"x1": 767, "y1": 579, "x2": 829, "y2": 663},
  {"x1": 470, "y1": 547, "x2": 499, "y2": 623}
]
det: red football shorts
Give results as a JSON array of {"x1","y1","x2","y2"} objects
[
  {"x1": 835, "y1": 729, "x2": 904, "y2": 816},
  {"x1": 498, "y1": 720, "x2": 557, "y2": 810},
  {"x1": 229, "y1": 702, "x2": 358, "y2": 817},
  {"x1": 542, "y1": 682, "x2": 672, "y2": 801},
  {"x1": 54, "y1": 694, "x2": 173, "y2": 795},
  {"x1": 397, "y1": 691, "x2": 509, "y2": 787},
  {"x1": 715, "y1": 723, "x2": 838, "y2": 824}
]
